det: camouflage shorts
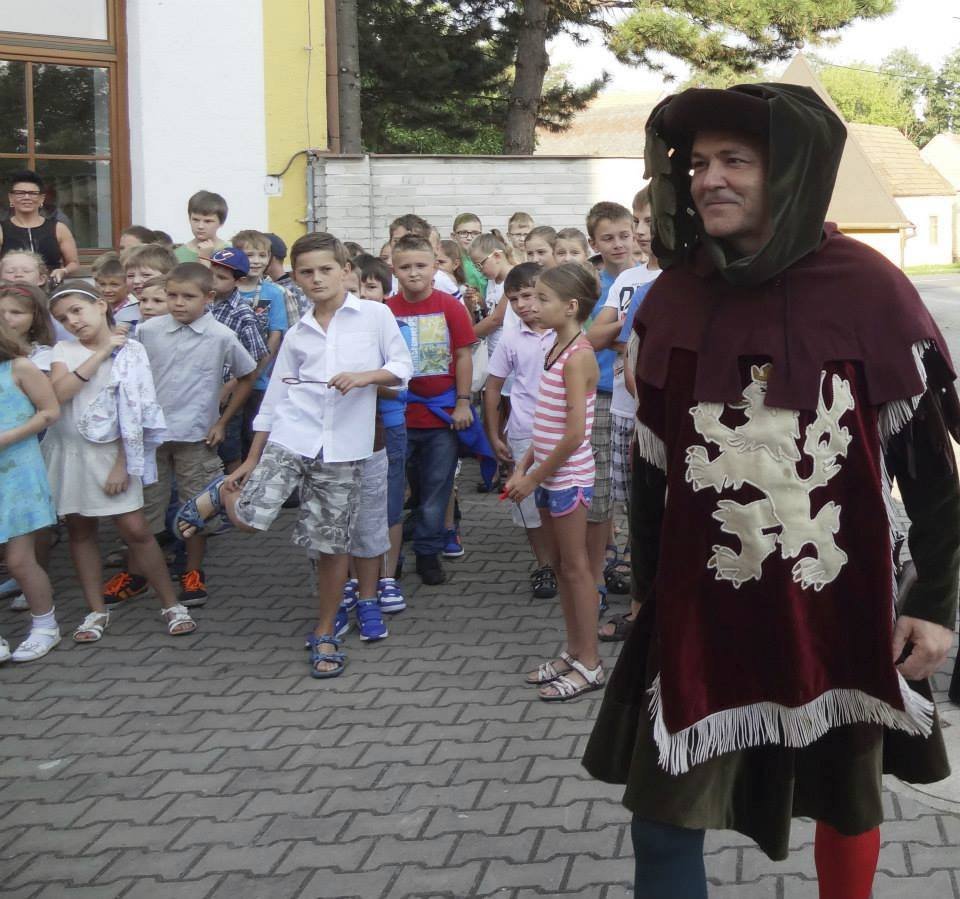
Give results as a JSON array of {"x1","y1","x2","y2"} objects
[{"x1": 236, "y1": 443, "x2": 362, "y2": 555}]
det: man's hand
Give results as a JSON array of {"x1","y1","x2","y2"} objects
[
  {"x1": 329, "y1": 371, "x2": 371, "y2": 395},
  {"x1": 893, "y1": 615, "x2": 954, "y2": 681},
  {"x1": 205, "y1": 422, "x2": 226, "y2": 448},
  {"x1": 104, "y1": 460, "x2": 129, "y2": 496},
  {"x1": 451, "y1": 399, "x2": 472, "y2": 431},
  {"x1": 225, "y1": 459, "x2": 256, "y2": 492}
]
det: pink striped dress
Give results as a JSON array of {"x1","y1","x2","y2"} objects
[{"x1": 532, "y1": 336, "x2": 596, "y2": 490}]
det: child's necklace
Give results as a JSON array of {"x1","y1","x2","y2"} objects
[{"x1": 544, "y1": 331, "x2": 581, "y2": 372}]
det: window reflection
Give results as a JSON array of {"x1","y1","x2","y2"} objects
[
  {"x1": 34, "y1": 65, "x2": 110, "y2": 156},
  {"x1": 0, "y1": 60, "x2": 27, "y2": 153},
  {"x1": 35, "y1": 160, "x2": 113, "y2": 249}
]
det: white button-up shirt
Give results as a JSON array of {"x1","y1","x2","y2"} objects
[{"x1": 253, "y1": 294, "x2": 413, "y2": 462}]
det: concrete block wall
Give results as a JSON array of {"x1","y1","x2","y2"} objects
[{"x1": 312, "y1": 155, "x2": 647, "y2": 252}]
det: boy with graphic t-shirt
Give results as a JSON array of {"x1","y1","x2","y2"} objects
[{"x1": 385, "y1": 234, "x2": 475, "y2": 586}]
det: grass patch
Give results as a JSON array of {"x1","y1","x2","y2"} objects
[{"x1": 906, "y1": 263, "x2": 960, "y2": 275}]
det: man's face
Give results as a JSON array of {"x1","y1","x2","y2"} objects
[
  {"x1": 690, "y1": 131, "x2": 771, "y2": 255},
  {"x1": 293, "y1": 249, "x2": 347, "y2": 305},
  {"x1": 126, "y1": 265, "x2": 163, "y2": 299},
  {"x1": 591, "y1": 217, "x2": 633, "y2": 270},
  {"x1": 189, "y1": 212, "x2": 221, "y2": 242},
  {"x1": 211, "y1": 265, "x2": 238, "y2": 298},
  {"x1": 165, "y1": 279, "x2": 211, "y2": 324},
  {"x1": 393, "y1": 249, "x2": 435, "y2": 298}
]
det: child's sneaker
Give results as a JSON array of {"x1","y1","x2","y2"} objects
[
  {"x1": 179, "y1": 569, "x2": 208, "y2": 608},
  {"x1": 341, "y1": 578, "x2": 359, "y2": 612},
  {"x1": 103, "y1": 571, "x2": 149, "y2": 605},
  {"x1": 9, "y1": 593, "x2": 28, "y2": 611},
  {"x1": 334, "y1": 604, "x2": 351, "y2": 639},
  {"x1": 356, "y1": 599, "x2": 388, "y2": 641},
  {"x1": 378, "y1": 577, "x2": 406, "y2": 614},
  {"x1": 442, "y1": 528, "x2": 464, "y2": 558}
]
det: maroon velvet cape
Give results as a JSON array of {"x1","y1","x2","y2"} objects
[{"x1": 633, "y1": 227, "x2": 955, "y2": 774}]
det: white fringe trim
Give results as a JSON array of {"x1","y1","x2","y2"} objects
[
  {"x1": 647, "y1": 673, "x2": 934, "y2": 775},
  {"x1": 635, "y1": 421, "x2": 667, "y2": 472},
  {"x1": 879, "y1": 340, "x2": 932, "y2": 446}
]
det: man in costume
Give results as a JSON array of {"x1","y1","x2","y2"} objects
[{"x1": 583, "y1": 83, "x2": 960, "y2": 899}]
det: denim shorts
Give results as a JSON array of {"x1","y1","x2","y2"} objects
[
  {"x1": 384, "y1": 424, "x2": 407, "y2": 527},
  {"x1": 534, "y1": 485, "x2": 594, "y2": 518}
]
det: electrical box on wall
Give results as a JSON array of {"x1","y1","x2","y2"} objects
[{"x1": 264, "y1": 176, "x2": 282, "y2": 196}]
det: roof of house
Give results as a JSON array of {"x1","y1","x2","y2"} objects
[
  {"x1": 921, "y1": 133, "x2": 960, "y2": 191},
  {"x1": 778, "y1": 54, "x2": 908, "y2": 227},
  {"x1": 533, "y1": 91, "x2": 661, "y2": 156},
  {"x1": 847, "y1": 123, "x2": 955, "y2": 197}
]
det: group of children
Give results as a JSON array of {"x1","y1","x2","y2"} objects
[{"x1": 0, "y1": 184, "x2": 660, "y2": 698}]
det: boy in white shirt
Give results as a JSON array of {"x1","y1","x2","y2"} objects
[{"x1": 175, "y1": 233, "x2": 412, "y2": 679}]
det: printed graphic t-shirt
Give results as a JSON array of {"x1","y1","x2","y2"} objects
[{"x1": 386, "y1": 289, "x2": 476, "y2": 429}]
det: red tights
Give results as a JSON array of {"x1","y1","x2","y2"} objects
[{"x1": 814, "y1": 821, "x2": 880, "y2": 899}]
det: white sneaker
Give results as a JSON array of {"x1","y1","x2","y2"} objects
[
  {"x1": 12, "y1": 627, "x2": 61, "y2": 662},
  {"x1": 0, "y1": 637, "x2": 10, "y2": 663},
  {"x1": 9, "y1": 593, "x2": 28, "y2": 612}
]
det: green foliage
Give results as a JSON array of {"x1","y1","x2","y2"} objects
[{"x1": 818, "y1": 63, "x2": 917, "y2": 132}]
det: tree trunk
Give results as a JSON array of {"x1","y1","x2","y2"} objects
[
  {"x1": 336, "y1": 0, "x2": 363, "y2": 153},
  {"x1": 502, "y1": 0, "x2": 550, "y2": 155}
]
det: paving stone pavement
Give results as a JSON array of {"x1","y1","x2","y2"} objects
[{"x1": 1, "y1": 462, "x2": 959, "y2": 898}]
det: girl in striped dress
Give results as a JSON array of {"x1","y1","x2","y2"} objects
[{"x1": 504, "y1": 263, "x2": 602, "y2": 701}]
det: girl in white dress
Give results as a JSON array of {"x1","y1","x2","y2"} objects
[{"x1": 45, "y1": 283, "x2": 196, "y2": 642}]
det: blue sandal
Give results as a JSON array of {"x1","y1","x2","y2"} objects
[
  {"x1": 307, "y1": 633, "x2": 346, "y2": 679},
  {"x1": 173, "y1": 475, "x2": 230, "y2": 539}
]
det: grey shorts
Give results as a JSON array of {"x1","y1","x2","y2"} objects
[
  {"x1": 143, "y1": 441, "x2": 223, "y2": 533},
  {"x1": 508, "y1": 436, "x2": 541, "y2": 529},
  {"x1": 587, "y1": 392, "x2": 614, "y2": 523},
  {"x1": 235, "y1": 442, "x2": 362, "y2": 555},
  {"x1": 350, "y1": 448, "x2": 390, "y2": 558}
]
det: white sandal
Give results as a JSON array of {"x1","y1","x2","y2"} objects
[
  {"x1": 526, "y1": 650, "x2": 575, "y2": 685},
  {"x1": 12, "y1": 626, "x2": 61, "y2": 662},
  {"x1": 539, "y1": 658, "x2": 605, "y2": 702},
  {"x1": 73, "y1": 611, "x2": 110, "y2": 643},
  {"x1": 161, "y1": 604, "x2": 197, "y2": 636}
]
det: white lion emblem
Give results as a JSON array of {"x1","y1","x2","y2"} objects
[{"x1": 684, "y1": 363, "x2": 855, "y2": 591}]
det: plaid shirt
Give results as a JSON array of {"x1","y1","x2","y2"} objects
[{"x1": 211, "y1": 290, "x2": 268, "y2": 381}]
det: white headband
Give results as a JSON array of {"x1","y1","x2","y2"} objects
[{"x1": 49, "y1": 288, "x2": 101, "y2": 304}]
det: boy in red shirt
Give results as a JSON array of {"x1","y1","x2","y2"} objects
[{"x1": 386, "y1": 234, "x2": 474, "y2": 585}]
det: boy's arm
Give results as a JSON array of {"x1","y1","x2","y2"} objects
[
  {"x1": 329, "y1": 311, "x2": 413, "y2": 395},
  {"x1": 585, "y1": 306, "x2": 622, "y2": 350},
  {"x1": 207, "y1": 372, "x2": 255, "y2": 446},
  {"x1": 451, "y1": 346, "x2": 473, "y2": 431},
  {"x1": 226, "y1": 431, "x2": 270, "y2": 491},
  {"x1": 482, "y1": 374, "x2": 511, "y2": 462},
  {"x1": 473, "y1": 294, "x2": 507, "y2": 339}
]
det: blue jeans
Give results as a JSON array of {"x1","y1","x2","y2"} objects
[
  {"x1": 405, "y1": 427, "x2": 459, "y2": 557},
  {"x1": 385, "y1": 424, "x2": 408, "y2": 527}
]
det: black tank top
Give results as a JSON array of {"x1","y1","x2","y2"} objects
[{"x1": 0, "y1": 217, "x2": 62, "y2": 270}]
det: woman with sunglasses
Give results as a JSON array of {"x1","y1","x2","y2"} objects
[{"x1": 1, "y1": 170, "x2": 79, "y2": 287}]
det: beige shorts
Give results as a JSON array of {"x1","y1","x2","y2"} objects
[{"x1": 143, "y1": 441, "x2": 224, "y2": 534}]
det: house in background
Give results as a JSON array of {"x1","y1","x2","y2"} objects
[
  {"x1": 921, "y1": 133, "x2": 960, "y2": 262},
  {"x1": 849, "y1": 123, "x2": 956, "y2": 268},
  {"x1": 0, "y1": 0, "x2": 332, "y2": 255}
]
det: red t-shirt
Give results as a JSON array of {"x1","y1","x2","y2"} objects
[{"x1": 386, "y1": 289, "x2": 476, "y2": 429}]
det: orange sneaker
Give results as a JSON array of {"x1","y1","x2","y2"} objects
[
  {"x1": 179, "y1": 569, "x2": 208, "y2": 608},
  {"x1": 103, "y1": 571, "x2": 149, "y2": 605}
]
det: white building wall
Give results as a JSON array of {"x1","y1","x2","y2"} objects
[
  {"x1": 314, "y1": 155, "x2": 646, "y2": 250},
  {"x1": 844, "y1": 230, "x2": 903, "y2": 268},
  {"x1": 126, "y1": 0, "x2": 269, "y2": 241},
  {"x1": 897, "y1": 195, "x2": 955, "y2": 268}
]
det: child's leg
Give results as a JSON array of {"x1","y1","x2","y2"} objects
[
  {"x1": 409, "y1": 428, "x2": 459, "y2": 559},
  {"x1": 33, "y1": 527, "x2": 52, "y2": 570},
  {"x1": 5, "y1": 532, "x2": 53, "y2": 616},
  {"x1": 114, "y1": 510, "x2": 181, "y2": 609},
  {"x1": 65, "y1": 514, "x2": 106, "y2": 612},
  {"x1": 547, "y1": 503, "x2": 599, "y2": 669},
  {"x1": 384, "y1": 424, "x2": 408, "y2": 578}
]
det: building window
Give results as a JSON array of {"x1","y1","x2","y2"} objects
[
  {"x1": 930, "y1": 215, "x2": 939, "y2": 245},
  {"x1": 0, "y1": 1, "x2": 127, "y2": 252}
]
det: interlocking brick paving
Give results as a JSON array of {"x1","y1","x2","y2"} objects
[{"x1": 1, "y1": 463, "x2": 958, "y2": 897}]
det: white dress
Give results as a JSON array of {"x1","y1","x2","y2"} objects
[{"x1": 41, "y1": 341, "x2": 143, "y2": 517}]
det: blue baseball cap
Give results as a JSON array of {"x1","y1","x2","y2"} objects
[
  {"x1": 265, "y1": 232, "x2": 287, "y2": 262},
  {"x1": 210, "y1": 247, "x2": 250, "y2": 276}
]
